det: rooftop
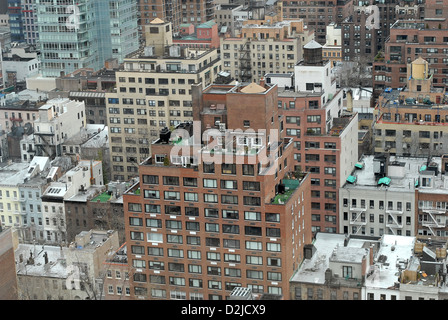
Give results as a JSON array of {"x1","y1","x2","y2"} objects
[
  {"x1": 15, "y1": 243, "x2": 68, "y2": 278},
  {"x1": 344, "y1": 154, "x2": 429, "y2": 192},
  {"x1": 291, "y1": 233, "x2": 376, "y2": 285}
]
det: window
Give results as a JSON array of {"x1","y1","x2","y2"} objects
[
  {"x1": 142, "y1": 175, "x2": 159, "y2": 184},
  {"x1": 243, "y1": 181, "x2": 260, "y2": 191},
  {"x1": 242, "y1": 164, "x2": 255, "y2": 176},
  {"x1": 205, "y1": 223, "x2": 219, "y2": 232},
  {"x1": 221, "y1": 180, "x2": 237, "y2": 189},
  {"x1": 165, "y1": 205, "x2": 181, "y2": 215},
  {"x1": 221, "y1": 195, "x2": 238, "y2": 205},
  {"x1": 244, "y1": 211, "x2": 261, "y2": 221},
  {"x1": 245, "y1": 226, "x2": 262, "y2": 236},
  {"x1": 204, "y1": 194, "x2": 218, "y2": 203},
  {"x1": 203, "y1": 179, "x2": 217, "y2": 188},
  {"x1": 203, "y1": 163, "x2": 215, "y2": 173},
  {"x1": 184, "y1": 192, "x2": 198, "y2": 202},
  {"x1": 128, "y1": 203, "x2": 142, "y2": 212},
  {"x1": 222, "y1": 163, "x2": 236, "y2": 174},
  {"x1": 144, "y1": 190, "x2": 159, "y2": 199},
  {"x1": 222, "y1": 210, "x2": 239, "y2": 219},
  {"x1": 164, "y1": 191, "x2": 180, "y2": 201},
  {"x1": 183, "y1": 177, "x2": 197, "y2": 187},
  {"x1": 243, "y1": 196, "x2": 261, "y2": 206},
  {"x1": 222, "y1": 224, "x2": 240, "y2": 234},
  {"x1": 343, "y1": 266, "x2": 353, "y2": 279},
  {"x1": 163, "y1": 176, "x2": 179, "y2": 185},
  {"x1": 205, "y1": 208, "x2": 219, "y2": 218}
]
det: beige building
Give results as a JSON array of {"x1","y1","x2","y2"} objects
[
  {"x1": 221, "y1": 14, "x2": 314, "y2": 83},
  {"x1": 322, "y1": 23, "x2": 342, "y2": 68},
  {"x1": 106, "y1": 18, "x2": 223, "y2": 181},
  {"x1": 15, "y1": 229, "x2": 120, "y2": 300}
]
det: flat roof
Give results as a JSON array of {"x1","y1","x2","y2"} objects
[
  {"x1": 290, "y1": 233, "x2": 373, "y2": 284},
  {"x1": 343, "y1": 155, "x2": 429, "y2": 192}
]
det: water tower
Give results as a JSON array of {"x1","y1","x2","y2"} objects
[{"x1": 303, "y1": 40, "x2": 323, "y2": 66}]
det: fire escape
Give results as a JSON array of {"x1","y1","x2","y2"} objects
[
  {"x1": 421, "y1": 207, "x2": 447, "y2": 236},
  {"x1": 386, "y1": 208, "x2": 404, "y2": 235},
  {"x1": 239, "y1": 40, "x2": 252, "y2": 83},
  {"x1": 349, "y1": 205, "x2": 367, "y2": 235}
]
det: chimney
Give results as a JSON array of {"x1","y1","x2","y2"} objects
[{"x1": 260, "y1": 77, "x2": 265, "y2": 87}]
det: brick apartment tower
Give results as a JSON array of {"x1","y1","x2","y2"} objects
[
  {"x1": 272, "y1": 41, "x2": 359, "y2": 235},
  {"x1": 123, "y1": 80, "x2": 312, "y2": 300}
]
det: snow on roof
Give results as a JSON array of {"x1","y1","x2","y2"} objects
[
  {"x1": 365, "y1": 235, "x2": 416, "y2": 289},
  {"x1": 15, "y1": 244, "x2": 68, "y2": 278}
]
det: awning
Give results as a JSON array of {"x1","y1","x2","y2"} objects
[
  {"x1": 378, "y1": 177, "x2": 391, "y2": 186},
  {"x1": 346, "y1": 176, "x2": 356, "y2": 184},
  {"x1": 355, "y1": 163, "x2": 364, "y2": 169},
  {"x1": 419, "y1": 165, "x2": 427, "y2": 172}
]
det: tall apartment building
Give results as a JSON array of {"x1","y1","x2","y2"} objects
[
  {"x1": 106, "y1": 18, "x2": 222, "y2": 182},
  {"x1": 373, "y1": 19, "x2": 448, "y2": 95},
  {"x1": 221, "y1": 12, "x2": 314, "y2": 83},
  {"x1": 122, "y1": 80, "x2": 312, "y2": 300},
  {"x1": 373, "y1": 58, "x2": 448, "y2": 157},
  {"x1": 138, "y1": 0, "x2": 214, "y2": 35},
  {"x1": 340, "y1": 0, "x2": 423, "y2": 66},
  {"x1": 279, "y1": 0, "x2": 353, "y2": 44},
  {"x1": 268, "y1": 41, "x2": 359, "y2": 235},
  {"x1": 36, "y1": 0, "x2": 139, "y2": 77}
]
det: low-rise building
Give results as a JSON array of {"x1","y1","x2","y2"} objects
[
  {"x1": 290, "y1": 232, "x2": 448, "y2": 300},
  {"x1": 41, "y1": 160, "x2": 103, "y2": 245},
  {"x1": 15, "y1": 229, "x2": 120, "y2": 300},
  {"x1": 33, "y1": 97, "x2": 86, "y2": 159},
  {"x1": 103, "y1": 243, "x2": 131, "y2": 300},
  {"x1": 339, "y1": 154, "x2": 418, "y2": 237}
]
